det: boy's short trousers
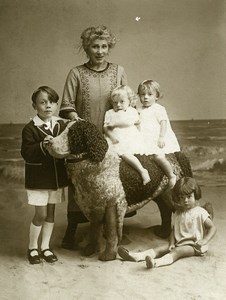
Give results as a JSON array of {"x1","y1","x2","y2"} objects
[{"x1": 27, "y1": 188, "x2": 66, "y2": 206}]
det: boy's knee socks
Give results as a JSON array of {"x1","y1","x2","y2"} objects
[
  {"x1": 29, "y1": 222, "x2": 42, "y2": 249},
  {"x1": 155, "y1": 253, "x2": 173, "y2": 267},
  {"x1": 41, "y1": 221, "x2": 54, "y2": 250}
]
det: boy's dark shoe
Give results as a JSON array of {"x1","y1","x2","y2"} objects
[
  {"x1": 27, "y1": 249, "x2": 41, "y2": 265},
  {"x1": 41, "y1": 249, "x2": 58, "y2": 263}
]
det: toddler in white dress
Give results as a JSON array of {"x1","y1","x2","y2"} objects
[
  {"x1": 138, "y1": 79, "x2": 180, "y2": 189},
  {"x1": 104, "y1": 85, "x2": 150, "y2": 185}
]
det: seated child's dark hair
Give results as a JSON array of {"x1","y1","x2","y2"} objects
[
  {"x1": 172, "y1": 177, "x2": 201, "y2": 205},
  {"x1": 31, "y1": 86, "x2": 59, "y2": 104}
]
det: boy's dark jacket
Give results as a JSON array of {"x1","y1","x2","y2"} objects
[{"x1": 21, "y1": 118, "x2": 69, "y2": 189}]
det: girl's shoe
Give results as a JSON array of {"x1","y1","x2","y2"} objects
[
  {"x1": 118, "y1": 246, "x2": 137, "y2": 262},
  {"x1": 27, "y1": 249, "x2": 41, "y2": 265},
  {"x1": 145, "y1": 256, "x2": 155, "y2": 269},
  {"x1": 41, "y1": 249, "x2": 58, "y2": 263}
]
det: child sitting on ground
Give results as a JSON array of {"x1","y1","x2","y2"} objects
[{"x1": 118, "y1": 177, "x2": 216, "y2": 269}]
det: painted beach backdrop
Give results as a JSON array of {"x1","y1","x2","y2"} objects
[
  {"x1": 0, "y1": 121, "x2": 226, "y2": 300},
  {"x1": 0, "y1": 119, "x2": 225, "y2": 187}
]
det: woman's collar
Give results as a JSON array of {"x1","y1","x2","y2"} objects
[{"x1": 84, "y1": 62, "x2": 109, "y2": 73}]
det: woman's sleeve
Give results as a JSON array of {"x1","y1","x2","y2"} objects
[{"x1": 59, "y1": 69, "x2": 78, "y2": 118}]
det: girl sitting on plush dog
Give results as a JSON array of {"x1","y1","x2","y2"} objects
[{"x1": 104, "y1": 85, "x2": 150, "y2": 185}]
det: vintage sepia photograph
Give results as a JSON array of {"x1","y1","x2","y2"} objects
[{"x1": 0, "y1": 0, "x2": 226, "y2": 299}]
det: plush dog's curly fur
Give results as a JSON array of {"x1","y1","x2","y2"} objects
[
  {"x1": 68, "y1": 121, "x2": 108, "y2": 162},
  {"x1": 49, "y1": 121, "x2": 192, "y2": 243}
]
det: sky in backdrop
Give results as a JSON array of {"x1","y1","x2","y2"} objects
[{"x1": 0, "y1": 0, "x2": 226, "y2": 123}]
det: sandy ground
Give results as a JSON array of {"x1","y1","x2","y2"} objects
[{"x1": 0, "y1": 175, "x2": 226, "y2": 300}]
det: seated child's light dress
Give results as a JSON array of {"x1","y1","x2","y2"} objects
[
  {"x1": 104, "y1": 106, "x2": 145, "y2": 155},
  {"x1": 173, "y1": 206, "x2": 209, "y2": 255},
  {"x1": 139, "y1": 103, "x2": 180, "y2": 155}
]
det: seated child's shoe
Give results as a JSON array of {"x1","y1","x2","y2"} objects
[
  {"x1": 27, "y1": 249, "x2": 41, "y2": 265},
  {"x1": 145, "y1": 256, "x2": 155, "y2": 269},
  {"x1": 118, "y1": 246, "x2": 138, "y2": 262},
  {"x1": 41, "y1": 249, "x2": 58, "y2": 263}
]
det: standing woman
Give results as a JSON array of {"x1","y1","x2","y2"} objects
[{"x1": 59, "y1": 25, "x2": 127, "y2": 250}]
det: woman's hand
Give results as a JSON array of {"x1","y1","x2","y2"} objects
[{"x1": 68, "y1": 112, "x2": 83, "y2": 121}]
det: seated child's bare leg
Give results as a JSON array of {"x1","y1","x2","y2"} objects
[
  {"x1": 118, "y1": 244, "x2": 169, "y2": 262},
  {"x1": 154, "y1": 154, "x2": 176, "y2": 189},
  {"x1": 121, "y1": 154, "x2": 150, "y2": 185},
  {"x1": 146, "y1": 245, "x2": 195, "y2": 269},
  {"x1": 118, "y1": 246, "x2": 156, "y2": 262}
]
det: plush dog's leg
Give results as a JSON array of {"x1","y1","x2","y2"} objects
[
  {"x1": 61, "y1": 211, "x2": 78, "y2": 250},
  {"x1": 62, "y1": 183, "x2": 89, "y2": 250},
  {"x1": 61, "y1": 211, "x2": 88, "y2": 250},
  {"x1": 83, "y1": 221, "x2": 103, "y2": 256},
  {"x1": 99, "y1": 205, "x2": 118, "y2": 261},
  {"x1": 153, "y1": 194, "x2": 172, "y2": 238}
]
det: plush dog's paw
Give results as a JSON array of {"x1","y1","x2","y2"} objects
[
  {"x1": 83, "y1": 243, "x2": 96, "y2": 256},
  {"x1": 98, "y1": 250, "x2": 117, "y2": 261}
]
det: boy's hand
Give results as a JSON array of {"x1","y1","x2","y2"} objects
[{"x1": 43, "y1": 135, "x2": 53, "y2": 148}]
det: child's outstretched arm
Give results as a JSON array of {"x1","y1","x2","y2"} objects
[{"x1": 196, "y1": 217, "x2": 217, "y2": 247}]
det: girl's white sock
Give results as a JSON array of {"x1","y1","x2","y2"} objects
[
  {"x1": 155, "y1": 253, "x2": 174, "y2": 267},
  {"x1": 29, "y1": 222, "x2": 42, "y2": 250},
  {"x1": 41, "y1": 221, "x2": 54, "y2": 251},
  {"x1": 132, "y1": 249, "x2": 156, "y2": 261}
]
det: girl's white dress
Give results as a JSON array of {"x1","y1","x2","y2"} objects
[
  {"x1": 139, "y1": 103, "x2": 180, "y2": 155},
  {"x1": 172, "y1": 206, "x2": 209, "y2": 248},
  {"x1": 104, "y1": 107, "x2": 145, "y2": 155}
]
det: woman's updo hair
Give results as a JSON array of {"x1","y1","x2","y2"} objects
[
  {"x1": 111, "y1": 85, "x2": 138, "y2": 107},
  {"x1": 138, "y1": 79, "x2": 163, "y2": 99},
  {"x1": 80, "y1": 25, "x2": 116, "y2": 53}
]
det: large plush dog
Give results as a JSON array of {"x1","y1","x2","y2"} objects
[{"x1": 47, "y1": 120, "x2": 192, "y2": 261}]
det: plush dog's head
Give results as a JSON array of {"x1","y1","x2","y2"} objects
[{"x1": 68, "y1": 121, "x2": 108, "y2": 162}]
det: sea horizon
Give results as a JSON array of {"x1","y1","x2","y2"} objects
[{"x1": 0, "y1": 119, "x2": 226, "y2": 187}]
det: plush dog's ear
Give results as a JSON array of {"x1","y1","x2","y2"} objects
[
  {"x1": 68, "y1": 121, "x2": 108, "y2": 162},
  {"x1": 68, "y1": 122, "x2": 86, "y2": 154},
  {"x1": 83, "y1": 122, "x2": 108, "y2": 162}
]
